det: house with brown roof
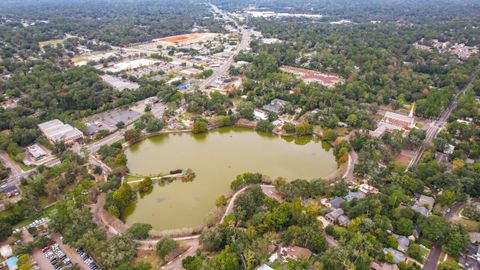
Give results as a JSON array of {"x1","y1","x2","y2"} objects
[{"x1": 278, "y1": 246, "x2": 312, "y2": 262}]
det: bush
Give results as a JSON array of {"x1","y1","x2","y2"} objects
[
  {"x1": 192, "y1": 120, "x2": 208, "y2": 134},
  {"x1": 156, "y1": 237, "x2": 179, "y2": 260},
  {"x1": 282, "y1": 123, "x2": 296, "y2": 134},
  {"x1": 255, "y1": 120, "x2": 273, "y2": 133},
  {"x1": 295, "y1": 122, "x2": 313, "y2": 136},
  {"x1": 127, "y1": 223, "x2": 152, "y2": 240}
]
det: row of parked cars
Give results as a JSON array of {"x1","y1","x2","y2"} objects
[
  {"x1": 76, "y1": 247, "x2": 101, "y2": 270},
  {"x1": 42, "y1": 243, "x2": 73, "y2": 269}
]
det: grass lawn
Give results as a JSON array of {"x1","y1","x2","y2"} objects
[
  {"x1": 459, "y1": 219, "x2": 480, "y2": 232},
  {"x1": 134, "y1": 250, "x2": 164, "y2": 267}
]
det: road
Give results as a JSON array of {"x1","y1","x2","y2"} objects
[
  {"x1": 0, "y1": 150, "x2": 23, "y2": 175},
  {"x1": 408, "y1": 65, "x2": 478, "y2": 170},
  {"x1": 423, "y1": 202, "x2": 466, "y2": 270},
  {"x1": 342, "y1": 150, "x2": 358, "y2": 181},
  {"x1": 199, "y1": 4, "x2": 251, "y2": 92}
]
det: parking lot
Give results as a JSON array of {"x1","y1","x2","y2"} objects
[
  {"x1": 84, "y1": 108, "x2": 141, "y2": 133},
  {"x1": 41, "y1": 243, "x2": 74, "y2": 270}
]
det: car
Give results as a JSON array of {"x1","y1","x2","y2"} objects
[{"x1": 41, "y1": 247, "x2": 50, "y2": 252}]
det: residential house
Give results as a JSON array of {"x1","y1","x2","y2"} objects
[
  {"x1": 254, "y1": 109, "x2": 269, "y2": 121},
  {"x1": 338, "y1": 215, "x2": 350, "y2": 227},
  {"x1": 262, "y1": 99, "x2": 290, "y2": 114},
  {"x1": 371, "y1": 262, "x2": 400, "y2": 270},
  {"x1": 383, "y1": 248, "x2": 406, "y2": 264},
  {"x1": 393, "y1": 234, "x2": 410, "y2": 252},
  {"x1": 345, "y1": 191, "x2": 366, "y2": 202},
  {"x1": 278, "y1": 246, "x2": 313, "y2": 262},
  {"x1": 326, "y1": 208, "x2": 344, "y2": 223},
  {"x1": 330, "y1": 197, "x2": 345, "y2": 209},
  {"x1": 411, "y1": 195, "x2": 435, "y2": 217},
  {"x1": 257, "y1": 264, "x2": 274, "y2": 270}
]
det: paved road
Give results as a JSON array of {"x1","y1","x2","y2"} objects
[
  {"x1": 423, "y1": 245, "x2": 442, "y2": 270},
  {"x1": 408, "y1": 65, "x2": 478, "y2": 170},
  {"x1": 200, "y1": 4, "x2": 251, "y2": 91},
  {"x1": 423, "y1": 202, "x2": 466, "y2": 270}
]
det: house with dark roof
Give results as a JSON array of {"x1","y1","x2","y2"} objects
[
  {"x1": 393, "y1": 234, "x2": 410, "y2": 252},
  {"x1": 330, "y1": 197, "x2": 345, "y2": 209},
  {"x1": 345, "y1": 191, "x2": 366, "y2": 202},
  {"x1": 383, "y1": 248, "x2": 406, "y2": 264},
  {"x1": 262, "y1": 99, "x2": 291, "y2": 114}
]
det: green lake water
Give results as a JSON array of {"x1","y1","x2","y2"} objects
[{"x1": 124, "y1": 127, "x2": 337, "y2": 231}]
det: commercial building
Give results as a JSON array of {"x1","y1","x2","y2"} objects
[
  {"x1": 370, "y1": 106, "x2": 416, "y2": 138},
  {"x1": 26, "y1": 144, "x2": 47, "y2": 160},
  {"x1": 38, "y1": 119, "x2": 84, "y2": 144}
]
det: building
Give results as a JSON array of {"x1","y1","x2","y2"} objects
[
  {"x1": 338, "y1": 215, "x2": 350, "y2": 227},
  {"x1": 330, "y1": 197, "x2": 345, "y2": 209},
  {"x1": 26, "y1": 144, "x2": 47, "y2": 160},
  {"x1": 359, "y1": 184, "x2": 379, "y2": 194},
  {"x1": 3, "y1": 186, "x2": 20, "y2": 197},
  {"x1": 326, "y1": 208, "x2": 344, "y2": 222},
  {"x1": 38, "y1": 119, "x2": 84, "y2": 144},
  {"x1": 371, "y1": 262, "x2": 400, "y2": 270},
  {"x1": 257, "y1": 264, "x2": 274, "y2": 270},
  {"x1": 254, "y1": 109, "x2": 269, "y2": 121},
  {"x1": 370, "y1": 106, "x2": 416, "y2": 138},
  {"x1": 411, "y1": 195, "x2": 435, "y2": 217},
  {"x1": 393, "y1": 234, "x2": 410, "y2": 252},
  {"x1": 383, "y1": 248, "x2": 406, "y2": 264},
  {"x1": 262, "y1": 99, "x2": 290, "y2": 114},
  {"x1": 345, "y1": 191, "x2": 366, "y2": 202},
  {"x1": 278, "y1": 246, "x2": 312, "y2": 262},
  {"x1": 383, "y1": 110, "x2": 415, "y2": 129}
]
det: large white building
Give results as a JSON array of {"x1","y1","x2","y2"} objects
[{"x1": 38, "y1": 119, "x2": 84, "y2": 144}]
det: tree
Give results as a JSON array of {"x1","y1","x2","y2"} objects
[
  {"x1": 156, "y1": 236, "x2": 179, "y2": 260},
  {"x1": 295, "y1": 122, "x2": 314, "y2": 136},
  {"x1": 237, "y1": 102, "x2": 254, "y2": 120},
  {"x1": 145, "y1": 118, "x2": 164, "y2": 133},
  {"x1": 127, "y1": 223, "x2": 152, "y2": 240},
  {"x1": 445, "y1": 225, "x2": 469, "y2": 256},
  {"x1": 395, "y1": 218, "x2": 414, "y2": 236},
  {"x1": 282, "y1": 122, "x2": 296, "y2": 134},
  {"x1": 192, "y1": 120, "x2": 208, "y2": 134},
  {"x1": 116, "y1": 121, "x2": 126, "y2": 129},
  {"x1": 386, "y1": 235, "x2": 398, "y2": 249},
  {"x1": 406, "y1": 128, "x2": 426, "y2": 148},
  {"x1": 95, "y1": 234, "x2": 137, "y2": 269},
  {"x1": 407, "y1": 243, "x2": 425, "y2": 263},
  {"x1": 437, "y1": 190, "x2": 457, "y2": 206},
  {"x1": 137, "y1": 177, "x2": 153, "y2": 193},
  {"x1": 0, "y1": 222, "x2": 12, "y2": 240},
  {"x1": 255, "y1": 120, "x2": 273, "y2": 133},
  {"x1": 215, "y1": 195, "x2": 227, "y2": 207},
  {"x1": 124, "y1": 129, "x2": 141, "y2": 144},
  {"x1": 199, "y1": 225, "x2": 228, "y2": 252},
  {"x1": 419, "y1": 215, "x2": 450, "y2": 244}
]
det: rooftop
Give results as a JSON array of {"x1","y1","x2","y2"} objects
[{"x1": 38, "y1": 119, "x2": 84, "y2": 143}]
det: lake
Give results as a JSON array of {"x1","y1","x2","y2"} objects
[{"x1": 124, "y1": 127, "x2": 337, "y2": 231}]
